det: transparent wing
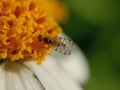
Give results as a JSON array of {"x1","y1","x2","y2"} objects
[{"x1": 54, "y1": 37, "x2": 73, "y2": 55}]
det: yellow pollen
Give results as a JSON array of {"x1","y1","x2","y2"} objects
[{"x1": 0, "y1": 0, "x2": 62, "y2": 64}]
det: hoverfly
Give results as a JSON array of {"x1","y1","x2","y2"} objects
[{"x1": 38, "y1": 35, "x2": 73, "y2": 55}]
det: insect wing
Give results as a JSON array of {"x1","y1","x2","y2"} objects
[{"x1": 54, "y1": 37, "x2": 73, "y2": 55}]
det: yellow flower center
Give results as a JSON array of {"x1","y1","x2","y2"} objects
[{"x1": 0, "y1": 0, "x2": 62, "y2": 64}]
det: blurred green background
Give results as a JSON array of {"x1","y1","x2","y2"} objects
[{"x1": 61, "y1": 0, "x2": 120, "y2": 90}]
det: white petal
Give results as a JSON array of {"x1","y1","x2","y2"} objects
[
  {"x1": 17, "y1": 63, "x2": 44, "y2": 90},
  {"x1": 11, "y1": 72, "x2": 25, "y2": 90},
  {"x1": 25, "y1": 61, "x2": 64, "y2": 90},
  {"x1": 18, "y1": 69, "x2": 35, "y2": 89},
  {"x1": 25, "y1": 59, "x2": 82, "y2": 90},
  {"x1": 58, "y1": 46, "x2": 90, "y2": 84},
  {"x1": 6, "y1": 70, "x2": 15, "y2": 90},
  {"x1": 43, "y1": 57, "x2": 82, "y2": 90},
  {"x1": 0, "y1": 66, "x2": 6, "y2": 90},
  {"x1": 3, "y1": 62, "x2": 44, "y2": 90}
]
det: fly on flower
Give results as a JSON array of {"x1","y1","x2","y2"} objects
[{"x1": 38, "y1": 35, "x2": 73, "y2": 55}]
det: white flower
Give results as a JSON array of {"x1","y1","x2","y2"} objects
[{"x1": 0, "y1": 45, "x2": 89, "y2": 90}]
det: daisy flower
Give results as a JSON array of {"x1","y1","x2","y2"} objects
[{"x1": 0, "y1": 0, "x2": 89, "y2": 90}]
